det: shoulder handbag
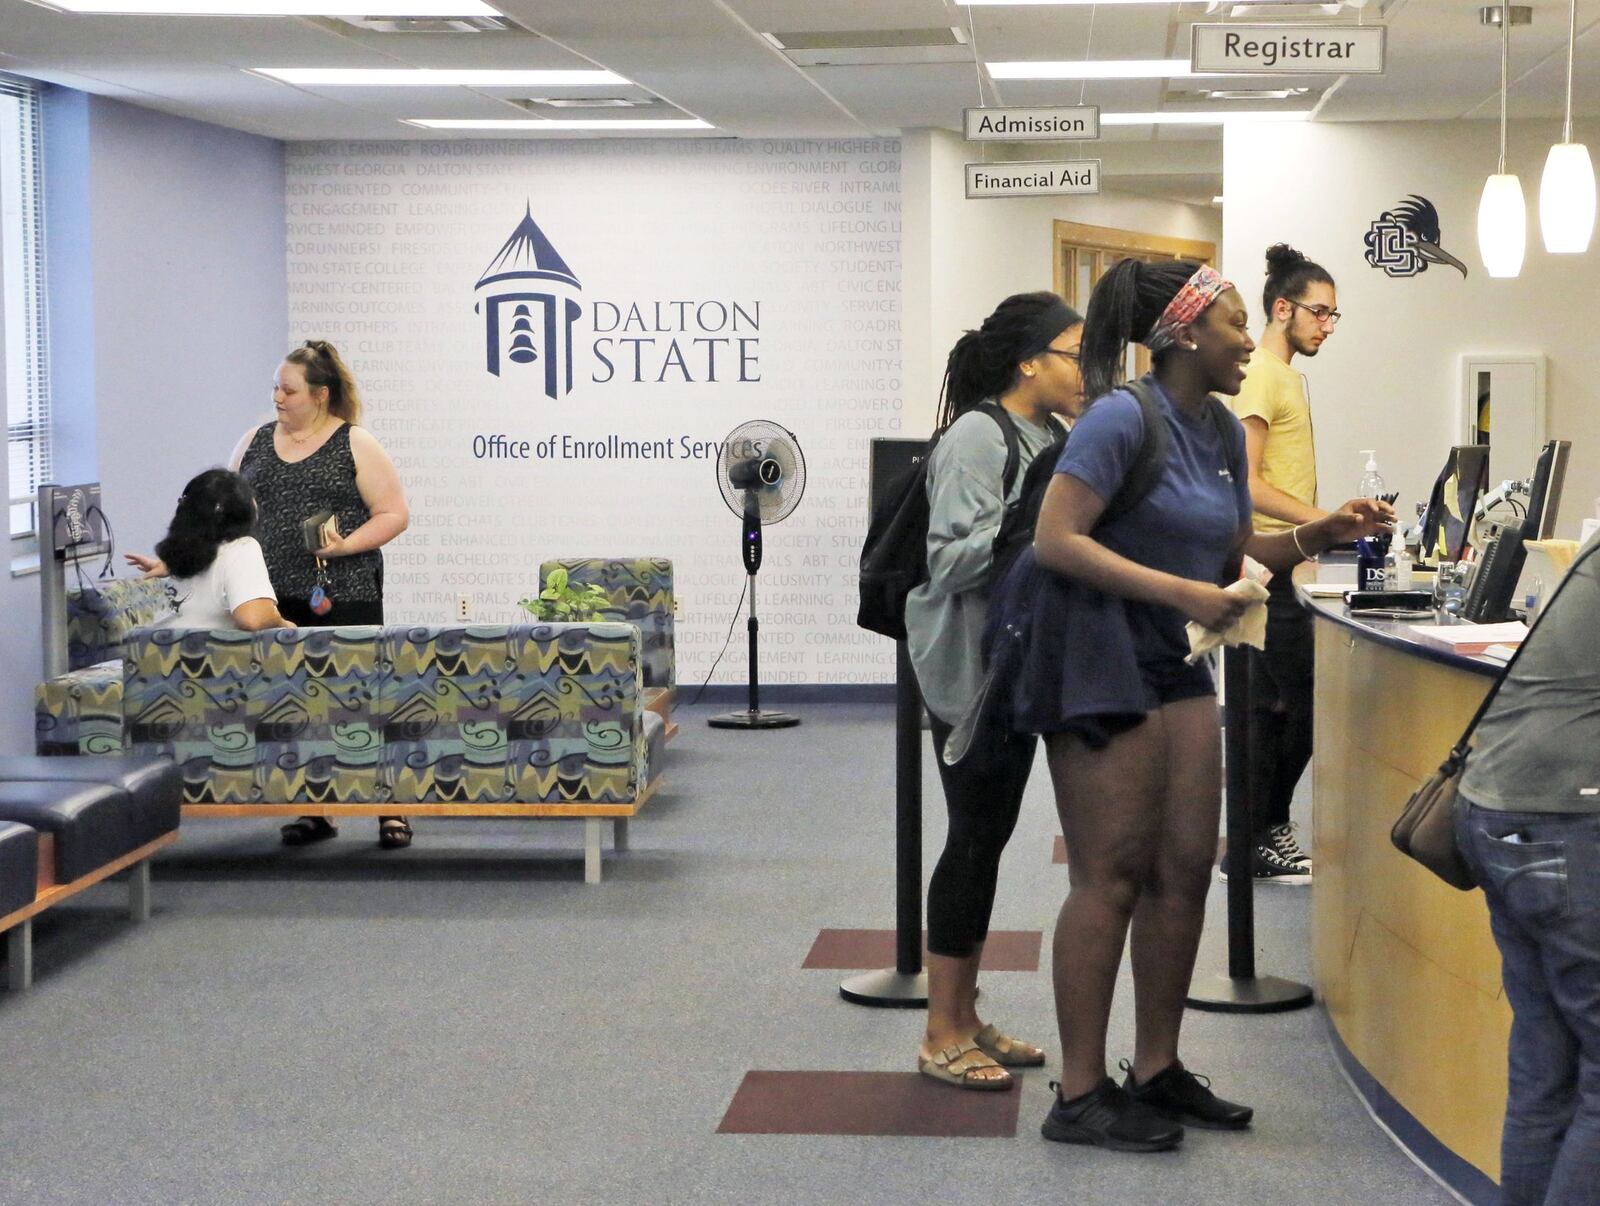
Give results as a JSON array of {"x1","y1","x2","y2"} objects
[{"x1": 1391, "y1": 539, "x2": 1599, "y2": 889}]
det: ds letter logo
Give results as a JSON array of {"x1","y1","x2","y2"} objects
[
  {"x1": 1364, "y1": 195, "x2": 1469, "y2": 279},
  {"x1": 474, "y1": 205, "x2": 582, "y2": 398}
]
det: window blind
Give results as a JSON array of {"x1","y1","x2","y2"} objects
[{"x1": 1, "y1": 73, "x2": 51, "y2": 540}]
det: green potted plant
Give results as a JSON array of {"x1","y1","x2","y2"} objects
[{"x1": 519, "y1": 567, "x2": 614, "y2": 622}]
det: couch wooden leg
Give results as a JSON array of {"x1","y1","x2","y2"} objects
[
  {"x1": 613, "y1": 818, "x2": 629, "y2": 853},
  {"x1": 584, "y1": 818, "x2": 602, "y2": 885},
  {"x1": 128, "y1": 860, "x2": 151, "y2": 922},
  {"x1": 7, "y1": 921, "x2": 33, "y2": 991}
]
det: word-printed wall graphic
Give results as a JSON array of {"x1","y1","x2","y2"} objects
[{"x1": 286, "y1": 138, "x2": 903, "y2": 685}]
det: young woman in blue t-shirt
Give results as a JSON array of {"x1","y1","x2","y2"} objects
[{"x1": 1028, "y1": 259, "x2": 1390, "y2": 1151}]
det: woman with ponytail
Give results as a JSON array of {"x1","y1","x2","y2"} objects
[
  {"x1": 1022, "y1": 260, "x2": 1391, "y2": 1150},
  {"x1": 154, "y1": 469, "x2": 291, "y2": 632},
  {"x1": 905, "y1": 291, "x2": 1085, "y2": 1090}
]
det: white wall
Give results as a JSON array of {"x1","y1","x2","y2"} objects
[
  {"x1": 902, "y1": 127, "x2": 1223, "y2": 432},
  {"x1": 1225, "y1": 119, "x2": 1599, "y2": 536}
]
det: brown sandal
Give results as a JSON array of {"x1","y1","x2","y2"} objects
[
  {"x1": 973, "y1": 1022, "x2": 1047, "y2": 1067},
  {"x1": 917, "y1": 1040, "x2": 1013, "y2": 1091},
  {"x1": 378, "y1": 817, "x2": 413, "y2": 849}
]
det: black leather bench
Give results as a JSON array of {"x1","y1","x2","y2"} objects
[
  {"x1": 0, "y1": 821, "x2": 38, "y2": 921},
  {"x1": 0, "y1": 755, "x2": 182, "y2": 990}
]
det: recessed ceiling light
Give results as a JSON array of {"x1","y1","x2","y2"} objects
[
  {"x1": 37, "y1": 0, "x2": 498, "y2": 13},
  {"x1": 404, "y1": 118, "x2": 713, "y2": 131},
  {"x1": 1100, "y1": 110, "x2": 1311, "y2": 124},
  {"x1": 254, "y1": 68, "x2": 628, "y2": 87},
  {"x1": 988, "y1": 60, "x2": 1208, "y2": 80}
]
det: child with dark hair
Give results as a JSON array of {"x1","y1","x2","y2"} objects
[
  {"x1": 906, "y1": 290, "x2": 1085, "y2": 1090},
  {"x1": 154, "y1": 468, "x2": 291, "y2": 632},
  {"x1": 1024, "y1": 258, "x2": 1389, "y2": 1151}
]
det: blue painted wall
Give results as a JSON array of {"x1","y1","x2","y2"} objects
[{"x1": 0, "y1": 89, "x2": 286, "y2": 754}]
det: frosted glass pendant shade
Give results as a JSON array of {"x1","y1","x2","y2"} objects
[
  {"x1": 1539, "y1": 142, "x2": 1596, "y2": 253},
  {"x1": 1478, "y1": 173, "x2": 1527, "y2": 278}
]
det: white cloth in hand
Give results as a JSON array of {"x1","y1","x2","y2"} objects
[{"x1": 1184, "y1": 578, "x2": 1271, "y2": 665}]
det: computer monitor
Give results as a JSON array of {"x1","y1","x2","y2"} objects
[
  {"x1": 1419, "y1": 444, "x2": 1491, "y2": 564},
  {"x1": 1521, "y1": 439, "x2": 1570, "y2": 541}
]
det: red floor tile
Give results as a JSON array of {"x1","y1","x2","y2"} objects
[
  {"x1": 802, "y1": 928, "x2": 1041, "y2": 971},
  {"x1": 717, "y1": 1070, "x2": 1023, "y2": 1136}
]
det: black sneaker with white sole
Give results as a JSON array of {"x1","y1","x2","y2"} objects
[
  {"x1": 1040, "y1": 1078, "x2": 1184, "y2": 1152},
  {"x1": 1121, "y1": 1061, "x2": 1253, "y2": 1131},
  {"x1": 1217, "y1": 842, "x2": 1312, "y2": 885},
  {"x1": 1267, "y1": 821, "x2": 1313, "y2": 871}
]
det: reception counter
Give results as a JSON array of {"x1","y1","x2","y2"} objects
[{"x1": 1304, "y1": 588, "x2": 1506, "y2": 1202}]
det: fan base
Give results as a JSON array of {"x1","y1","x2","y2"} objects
[{"x1": 707, "y1": 709, "x2": 801, "y2": 729}]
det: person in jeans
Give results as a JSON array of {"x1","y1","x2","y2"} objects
[
  {"x1": 1025, "y1": 259, "x2": 1390, "y2": 1150},
  {"x1": 1456, "y1": 536, "x2": 1600, "y2": 1205},
  {"x1": 1229, "y1": 244, "x2": 1340, "y2": 885},
  {"x1": 905, "y1": 292, "x2": 1086, "y2": 1090}
]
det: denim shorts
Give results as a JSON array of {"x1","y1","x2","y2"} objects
[{"x1": 1056, "y1": 656, "x2": 1215, "y2": 751}]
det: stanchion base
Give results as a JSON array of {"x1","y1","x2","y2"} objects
[
  {"x1": 839, "y1": 968, "x2": 928, "y2": 1008},
  {"x1": 1185, "y1": 973, "x2": 1314, "y2": 1014},
  {"x1": 708, "y1": 709, "x2": 801, "y2": 729}
]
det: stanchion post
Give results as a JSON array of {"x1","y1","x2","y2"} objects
[
  {"x1": 1186, "y1": 646, "x2": 1313, "y2": 1014},
  {"x1": 840, "y1": 639, "x2": 928, "y2": 1007}
]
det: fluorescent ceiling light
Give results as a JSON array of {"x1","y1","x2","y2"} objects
[
  {"x1": 958, "y1": 1, "x2": 1176, "y2": 6},
  {"x1": 255, "y1": 68, "x2": 627, "y2": 87},
  {"x1": 988, "y1": 59, "x2": 1206, "y2": 80},
  {"x1": 405, "y1": 118, "x2": 713, "y2": 130},
  {"x1": 1100, "y1": 110, "x2": 1311, "y2": 124},
  {"x1": 39, "y1": 0, "x2": 497, "y2": 12}
]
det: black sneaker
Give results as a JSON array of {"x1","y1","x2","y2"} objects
[
  {"x1": 1219, "y1": 842, "x2": 1313, "y2": 885},
  {"x1": 1040, "y1": 1078, "x2": 1184, "y2": 1152},
  {"x1": 1121, "y1": 1061, "x2": 1253, "y2": 1131},
  {"x1": 1268, "y1": 822, "x2": 1313, "y2": 872}
]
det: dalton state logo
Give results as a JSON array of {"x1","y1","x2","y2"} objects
[
  {"x1": 474, "y1": 204, "x2": 583, "y2": 397},
  {"x1": 1364, "y1": 195, "x2": 1469, "y2": 279}
]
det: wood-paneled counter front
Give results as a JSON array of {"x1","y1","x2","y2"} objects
[{"x1": 1305, "y1": 589, "x2": 1508, "y2": 1195}]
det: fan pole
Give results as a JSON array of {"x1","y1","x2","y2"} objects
[{"x1": 708, "y1": 497, "x2": 800, "y2": 730}]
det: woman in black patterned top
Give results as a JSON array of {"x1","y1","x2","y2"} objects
[
  {"x1": 129, "y1": 342, "x2": 413, "y2": 847},
  {"x1": 235, "y1": 340, "x2": 411, "y2": 847}
]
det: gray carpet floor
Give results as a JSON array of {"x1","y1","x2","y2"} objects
[{"x1": 0, "y1": 702, "x2": 1458, "y2": 1205}]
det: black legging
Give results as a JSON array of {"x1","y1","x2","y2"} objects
[
  {"x1": 925, "y1": 714, "x2": 1037, "y2": 958},
  {"x1": 1246, "y1": 573, "x2": 1314, "y2": 840}
]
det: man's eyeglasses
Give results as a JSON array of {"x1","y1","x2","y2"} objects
[{"x1": 1286, "y1": 299, "x2": 1341, "y2": 328}]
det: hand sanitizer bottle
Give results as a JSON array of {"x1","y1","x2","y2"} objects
[
  {"x1": 1384, "y1": 528, "x2": 1413, "y2": 591},
  {"x1": 1358, "y1": 450, "x2": 1386, "y2": 499}
]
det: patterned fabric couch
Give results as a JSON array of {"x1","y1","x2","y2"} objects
[
  {"x1": 538, "y1": 558, "x2": 675, "y2": 700},
  {"x1": 35, "y1": 577, "x2": 175, "y2": 757},
  {"x1": 36, "y1": 622, "x2": 664, "y2": 882}
]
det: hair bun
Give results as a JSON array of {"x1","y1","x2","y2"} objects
[{"x1": 1265, "y1": 243, "x2": 1305, "y2": 274}]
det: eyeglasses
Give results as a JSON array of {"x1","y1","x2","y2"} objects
[
  {"x1": 1042, "y1": 347, "x2": 1081, "y2": 362},
  {"x1": 1285, "y1": 299, "x2": 1341, "y2": 328}
]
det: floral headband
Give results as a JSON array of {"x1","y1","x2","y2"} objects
[{"x1": 1142, "y1": 265, "x2": 1233, "y2": 354}]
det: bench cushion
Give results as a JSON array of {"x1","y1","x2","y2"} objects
[
  {"x1": 0, "y1": 821, "x2": 39, "y2": 919},
  {"x1": 0, "y1": 755, "x2": 181, "y2": 845},
  {"x1": 0, "y1": 781, "x2": 133, "y2": 882}
]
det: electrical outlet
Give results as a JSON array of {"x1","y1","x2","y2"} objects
[{"x1": 456, "y1": 596, "x2": 471, "y2": 622}]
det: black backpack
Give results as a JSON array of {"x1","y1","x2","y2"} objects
[
  {"x1": 858, "y1": 377, "x2": 1242, "y2": 641},
  {"x1": 856, "y1": 404, "x2": 1022, "y2": 641}
]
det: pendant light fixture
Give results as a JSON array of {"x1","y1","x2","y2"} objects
[
  {"x1": 1540, "y1": 0, "x2": 1595, "y2": 253},
  {"x1": 1478, "y1": 0, "x2": 1526, "y2": 278}
]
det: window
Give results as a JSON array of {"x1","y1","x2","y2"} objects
[{"x1": 1, "y1": 73, "x2": 50, "y2": 541}]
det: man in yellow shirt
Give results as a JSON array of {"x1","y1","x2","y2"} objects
[{"x1": 1230, "y1": 244, "x2": 1339, "y2": 884}]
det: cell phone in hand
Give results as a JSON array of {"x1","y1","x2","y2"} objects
[{"x1": 302, "y1": 510, "x2": 337, "y2": 553}]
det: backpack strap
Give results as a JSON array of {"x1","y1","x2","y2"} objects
[
  {"x1": 1202, "y1": 394, "x2": 1246, "y2": 486},
  {"x1": 976, "y1": 402, "x2": 1023, "y2": 498},
  {"x1": 1101, "y1": 376, "x2": 1170, "y2": 526}
]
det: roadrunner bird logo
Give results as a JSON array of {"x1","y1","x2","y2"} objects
[{"x1": 1364, "y1": 195, "x2": 1469, "y2": 279}]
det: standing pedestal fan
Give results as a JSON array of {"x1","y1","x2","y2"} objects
[{"x1": 708, "y1": 420, "x2": 807, "y2": 729}]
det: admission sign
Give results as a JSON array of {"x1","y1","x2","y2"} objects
[{"x1": 964, "y1": 106, "x2": 1100, "y2": 142}]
